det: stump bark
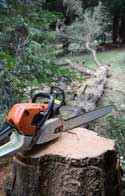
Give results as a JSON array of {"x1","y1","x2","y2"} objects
[{"x1": 6, "y1": 128, "x2": 122, "y2": 196}]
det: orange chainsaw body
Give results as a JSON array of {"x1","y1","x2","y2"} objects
[{"x1": 6, "y1": 103, "x2": 48, "y2": 136}]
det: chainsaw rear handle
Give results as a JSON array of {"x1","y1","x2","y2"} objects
[{"x1": 50, "y1": 86, "x2": 65, "y2": 114}]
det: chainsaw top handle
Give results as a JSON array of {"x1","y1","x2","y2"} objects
[
  {"x1": 50, "y1": 86, "x2": 65, "y2": 115},
  {"x1": 30, "y1": 92, "x2": 54, "y2": 147},
  {"x1": 32, "y1": 92, "x2": 54, "y2": 127}
]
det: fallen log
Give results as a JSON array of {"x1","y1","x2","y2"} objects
[
  {"x1": 6, "y1": 128, "x2": 122, "y2": 196},
  {"x1": 57, "y1": 64, "x2": 111, "y2": 119},
  {"x1": 65, "y1": 64, "x2": 111, "y2": 117},
  {"x1": 49, "y1": 59, "x2": 111, "y2": 118}
]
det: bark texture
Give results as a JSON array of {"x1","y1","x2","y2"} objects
[
  {"x1": 71, "y1": 64, "x2": 111, "y2": 114},
  {"x1": 6, "y1": 128, "x2": 121, "y2": 196},
  {"x1": 57, "y1": 62, "x2": 111, "y2": 116}
]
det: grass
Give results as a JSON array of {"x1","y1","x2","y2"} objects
[{"x1": 67, "y1": 50, "x2": 125, "y2": 75}]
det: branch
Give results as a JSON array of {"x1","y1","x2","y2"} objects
[
  {"x1": 83, "y1": 64, "x2": 96, "y2": 71},
  {"x1": 83, "y1": 14, "x2": 100, "y2": 67},
  {"x1": 66, "y1": 59, "x2": 93, "y2": 76},
  {"x1": 57, "y1": 33, "x2": 86, "y2": 42},
  {"x1": 85, "y1": 41, "x2": 100, "y2": 67}
]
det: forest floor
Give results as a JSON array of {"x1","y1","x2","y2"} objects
[{"x1": 0, "y1": 49, "x2": 125, "y2": 196}]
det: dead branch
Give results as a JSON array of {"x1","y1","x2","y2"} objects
[
  {"x1": 66, "y1": 59, "x2": 94, "y2": 76},
  {"x1": 85, "y1": 41, "x2": 100, "y2": 67}
]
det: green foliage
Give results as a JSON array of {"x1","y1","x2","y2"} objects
[
  {"x1": 0, "y1": 51, "x2": 16, "y2": 68},
  {"x1": 63, "y1": 0, "x2": 83, "y2": 19},
  {"x1": 58, "y1": 2, "x2": 106, "y2": 49},
  {"x1": 0, "y1": 0, "x2": 8, "y2": 8},
  {"x1": 0, "y1": 0, "x2": 82, "y2": 125},
  {"x1": 0, "y1": 0, "x2": 63, "y2": 122},
  {"x1": 106, "y1": 114, "x2": 125, "y2": 158},
  {"x1": 101, "y1": 0, "x2": 125, "y2": 14},
  {"x1": 0, "y1": 62, "x2": 18, "y2": 120}
]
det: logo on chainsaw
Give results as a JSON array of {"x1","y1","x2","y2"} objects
[{"x1": 54, "y1": 125, "x2": 63, "y2": 134}]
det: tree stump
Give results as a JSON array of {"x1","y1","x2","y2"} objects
[{"x1": 6, "y1": 128, "x2": 121, "y2": 196}]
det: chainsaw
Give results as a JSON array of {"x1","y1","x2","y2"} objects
[{"x1": 0, "y1": 86, "x2": 113, "y2": 157}]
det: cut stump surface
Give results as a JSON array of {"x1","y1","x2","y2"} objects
[
  {"x1": 6, "y1": 128, "x2": 121, "y2": 196},
  {"x1": 27, "y1": 128, "x2": 115, "y2": 159}
]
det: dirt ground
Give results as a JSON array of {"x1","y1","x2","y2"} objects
[{"x1": 0, "y1": 158, "x2": 12, "y2": 196}]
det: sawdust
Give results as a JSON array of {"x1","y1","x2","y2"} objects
[{"x1": 31, "y1": 128, "x2": 115, "y2": 159}]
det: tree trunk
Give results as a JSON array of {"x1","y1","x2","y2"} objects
[
  {"x1": 112, "y1": 14, "x2": 120, "y2": 44},
  {"x1": 6, "y1": 128, "x2": 122, "y2": 196},
  {"x1": 120, "y1": 14, "x2": 125, "y2": 44}
]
